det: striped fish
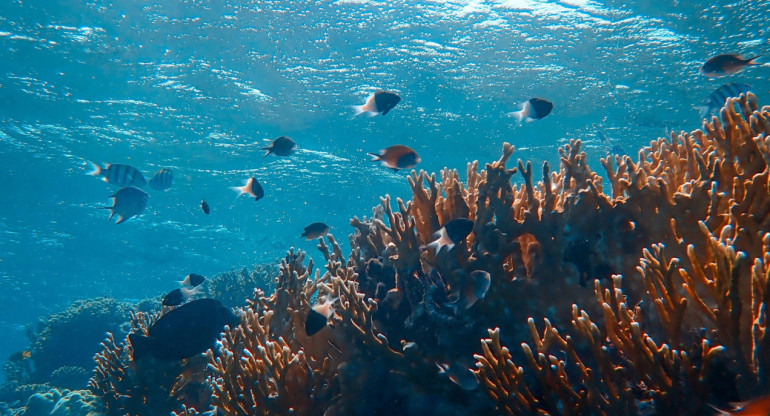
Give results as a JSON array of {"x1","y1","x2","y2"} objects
[
  {"x1": 696, "y1": 83, "x2": 752, "y2": 120},
  {"x1": 149, "y1": 168, "x2": 173, "y2": 191},
  {"x1": 87, "y1": 161, "x2": 146, "y2": 187}
]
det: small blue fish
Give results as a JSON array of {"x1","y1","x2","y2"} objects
[
  {"x1": 696, "y1": 83, "x2": 752, "y2": 120},
  {"x1": 102, "y1": 186, "x2": 149, "y2": 224},
  {"x1": 148, "y1": 168, "x2": 173, "y2": 191},
  {"x1": 88, "y1": 161, "x2": 146, "y2": 187}
]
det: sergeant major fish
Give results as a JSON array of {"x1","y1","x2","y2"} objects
[
  {"x1": 129, "y1": 298, "x2": 239, "y2": 361},
  {"x1": 231, "y1": 177, "x2": 264, "y2": 201},
  {"x1": 261, "y1": 136, "x2": 297, "y2": 157},
  {"x1": 700, "y1": 54, "x2": 762, "y2": 77},
  {"x1": 353, "y1": 90, "x2": 401, "y2": 116},
  {"x1": 87, "y1": 161, "x2": 146, "y2": 187},
  {"x1": 696, "y1": 83, "x2": 752, "y2": 120},
  {"x1": 102, "y1": 186, "x2": 149, "y2": 224},
  {"x1": 368, "y1": 145, "x2": 421, "y2": 172},
  {"x1": 148, "y1": 168, "x2": 173, "y2": 191},
  {"x1": 507, "y1": 98, "x2": 553, "y2": 125}
]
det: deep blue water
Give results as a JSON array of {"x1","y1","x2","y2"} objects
[{"x1": 0, "y1": 0, "x2": 768, "y2": 380}]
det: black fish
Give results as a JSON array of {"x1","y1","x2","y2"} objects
[
  {"x1": 162, "y1": 287, "x2": 197, "y2": 306},
  {"x1": 426, "y1": 218, "x2": 474, "y2": 254},
  {"x1": 148, "y1": 168, "x2": 173, "y2": 191},
  {"x1": 201, "y1": 199, "x2": 210, "y2": 214},
  {"x1": 700, "y1": 54, "x2": 761, "y2": 77},
  {"x1": 354, "y1": 90, "x2": 401, "y2": 116},
  {"x1": 368, "y1": 145, "x2": 421, "y2": 172},
  {"x1": 304, "y1": 297, "x2": 337, "y2": 336},
  {"x1": 301, "y1": 222, "x2": 330, "y2": 240},
  {"x1": 102, "y1": 186, "x2": 149, "y2": 224},
  {"x1": 88, "y1": 162, "x2": 146, "y2": 187},
  {"x1": 507, "y1": 98, "x2": 553, "y2": 125},
  {"x1": 261, "y1": 136, "x2": 297, "y2": 157},
  {"x1": 231, "y1": 177, "x2": 264, "y2": 201},
  {"x1": 696, "y1": 83, "x2": 752, "y2": 119},
  {"x1": 181, "y1": 273, "x2": 205, "y2": 288},
  {"x1": 129, "y1": 298, "x2": 239, "y2": 360}
]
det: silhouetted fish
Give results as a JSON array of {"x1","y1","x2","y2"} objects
[
  {"x1": 162, "y1": 287, "x2": 198, "y2": 306},
  {"x1": 148, "y1": 168, "x2": 173, "y2": 191},
  {"x1": 700, "y1": 54, "x2": 762, "y2": 77},
  {"x1": 201, "y1": 199, "x2": 210, "y2": 214},
  {"x1": 354, "y1": 90, "x2": 401, "y2": 116},
  {"x1": 231, "y1": 177, "x2": 264, "y2": 201},
  {"x1": 305, "y1": 296, "x2": 338, "y2": 336},
  {"x1": 102, "y1": 186, "x2": 149, "y2": 224},
  {"x1": 507, "y1": 98, "x2": 553, "y2": 125},
  {"x1": 368, "y1": 145, "x2": 421, "y2": 172},
  {"x1": 426, "y1": 218, "x2": 474, "y2": 254},
  {"x1": 129, "y1": 298, "x2": 239, "y2": 361},
  {"x1": 447, "y1": 270, "x2": 491, "y2": 311},
  {"x1": 180, "y1": 273, "x2": 205, "y2": 288},
  {"x1": 436, "y1": 362, "x2": 479, "y2": 390},
  {"x1": 301, "y1": 222, "x2": 330, "y2": 240},
  {"x1": 596, "y1": 131, "x2": 625, "y2": 156},
  {"x1": 261, "y1": 136, "x2": 297, "y2": 157},
  {"x1": 87, "y1": 162, "x2": 146, "y2": 187},
  {"x1": 696, "y1": 83, "x2": 752, "y2": 119}
]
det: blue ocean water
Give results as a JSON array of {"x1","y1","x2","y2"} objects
[{"x1": 0, "y1": 0, "x2": 768, "y2": 384}]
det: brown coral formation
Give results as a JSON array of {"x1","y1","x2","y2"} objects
[{"x1": 89, "y1": 94, "x2": 770, "y2": 415}]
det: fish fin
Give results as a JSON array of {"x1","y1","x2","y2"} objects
[
  {"x1": 115, "y1": 215, "x2": 127, "y2": 224},
  {"x1": 381, "y1": 109, "x2": 390, "y2": 115},
  {"x1": 128, "y1": 334, "x2": 152, "y2": 360},
  {"x1": 352, "y1": 105, "x2": 367, "y2": 116},
  {"x1": 86, "y1": 160, "x2": 102, "y2": 176},
  {"x1": 261, "y1": 148, "x2": 271, "y2": 157},
  {"x1": 367, "y1": 152, "x2": 381, "y2": 161},
  {"x1": 506, "y1": 108, "x2": 526, "y2": 126},
  {"x1": 694, "y1": 105, "x2": 710, "y2": 119},
  {"x1": 747, "y1": 55, "x2": 763, "y2": 65},
  {"x1": 707, "y1": 403, "x2": 732, "y2": 415},
  {"x1": 230, "y1": 185, "x2": 247, "y2": 197}
]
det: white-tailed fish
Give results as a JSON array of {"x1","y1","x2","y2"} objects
[
  {"x1": 368, "y1": 145, "x2": 420, "y2": 172},
  {"x1": 305, "y1": 296, "x2": 338, "y2": 336},
  {"x1": 102, "y1": 186, "x2": 149, "y2": 224},
  {"x1": 353, "y1": 90, "x2": 401, "y2": 116},
  {"x1": 507, "y1": 98, "x2": 553, "y2": 125},
  {"x1": 148, "y1": 168, "x2": 173, "y2": 191},
  {"x1": 88, "y1": 162, "x2": 146, "y2": 187},
  {"x1": 426, "y1": 218, "x2": 474, "y2": 254},
  {"x1": 162, "y1": 286, "x2": 199, "y2": 306},
  {"x1": 231, "y1": 177, "x2": 264, "y2": 201}
]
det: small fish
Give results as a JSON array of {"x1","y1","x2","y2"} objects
[
  {"x1": 305, "y1": 296, "x2": 338, "y2": 336},
  {"x1": 710, "y1": 394, "x2": 770, "y2": 416},
  {"x1": 87, "y1": 161, "x2": 147, "y2": 187},
  {"x1": 129, "y1": 298, "x2": 239, "y2": 360},
  {"x1": 261, "y1": 136, "x2": 297, "y2": 157},
  {"x1": 695, "y1": 83, "x2": 752, "y2": 120},
  {"x1": 301, "y1": 222, "x2": 330, "y2": 240},
  {"x1": 353, "y1": 90, "x2": 401, "y2": 116},
  {"x1": 507, "y1": 98, "x2": 553, "y2": 125},
  {"x1": 596, "y1": 131, "x2": 625, "y2": 156},
  {"x1": 447, "y1": 270, "x2": 491, "y2": 311},
  {"x1": 426, "y1": 218, "x2": 474, "y2": 254},
  {"x1": 148, "y1": 168, "x2": 173, "y2": 191},
  {"x1": 700, "y1": 54, "x2": 762, "y2": 77},
  {"x1": 231, "y1": 177, "x2": 264, "y2": 201},
  {"x1": 201, "y1": 199, "x2": 210, "y2": 214},
  {"x1": 101, "y1": 186, "x2": 149, "y2": 224},
  {"x1": 180, "y1": 273, "x2": 205, "y2": 288},
  {"x1": 436, "y1": 362, "x2": 479, "y2": 391},
  {"x1": 9, "y1": 350, "x2": 31, "y2": 362},
  {"x1": 162, "y1": 286, "x2": 199, "y2": 306},
  {"x1": 368, "y1": 145, "x2": 421, "y2": 172}
]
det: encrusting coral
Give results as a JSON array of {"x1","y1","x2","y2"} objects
[{"x1": 85, "y1": 94, "x2": 770, "y2": 415}]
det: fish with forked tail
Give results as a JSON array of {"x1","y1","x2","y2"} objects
[
  {"x1": 87, "y1": 161, "x2": 146, "y2": 187},
  {"x1": 231, "y1": 177, "x2": 264, "y2": 201},
  {"x1": 148, "y1": 168, "x2": 173, "y2": 191},
  {"x1": 301, "y1": 222, "x2": 330, "y2": 240},
  {"x1": 507, "y1": 98, "x2": 553, "y2": 125},
  {"x1": 261, "y1": 136, "x2": 297, "y2": 157},
  {"x1": 426, "y1": 218, "x2": 474, "y2": 255},
  {"x1": 368, "y1": 145, "x2": 420, "y2": 172},
  {"x1": 102, "y1": 186, "x2": 149, "y2": 224},
  {"x1": 353, "y1": 90, "x2": 401, "y2": 116},
  {"x1": 700, "y1": 54, "x2": 762, "y2": 77}
]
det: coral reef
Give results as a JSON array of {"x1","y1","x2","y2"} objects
[
  {"x1": 200, "y1": 264, "x2": 278, "y2": 308},
  {"x1": 88, "y1": 94, "x2": 770, "y2": 415}
]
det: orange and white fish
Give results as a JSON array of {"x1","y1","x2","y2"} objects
[
  {"x1": 353, "y1": 90, "x2": 401, "y2": 116},
  {"x1": 231, "y1": 177, "x2": 264, "y2": 201},
  {"x1": 426, "y1": 218, "x2": 474, "y2": 254},
  {"x1": 368, "y1": 145, "x2": 420, "y2": 172},
  {"x1": 305, "y1": 296, "x2": 338, "y2": 336}
]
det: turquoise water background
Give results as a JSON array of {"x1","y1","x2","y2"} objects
[{"x1": 1, "y1": 0, "x2": 768, "y2": 376}]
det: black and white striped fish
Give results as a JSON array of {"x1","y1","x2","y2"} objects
[
  {"x1": 149, "y1": 168, "x2": 173, "y2": 191},
  {"x1": 696, "y1": 83, "x2": 752, "y2": 120},
  {"x1": 87, "y1": 161, "x2": 146, "y2": 187}
]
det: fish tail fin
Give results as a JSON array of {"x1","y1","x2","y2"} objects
[
  {"x1": 748, "y1": 55, "x2": 763, "y2": 65},
  {"x1": 230, "y1": 184, "x2": 247, "y2": 197},
  {"x1": 694, "y1": 105, "x2": 710, "y2": 119},
  {"x1": 114, "y1": 215, "x2": 127, "y2": 224},
  {"x1": 260, "y1": 147, "x2": 271, "y2": 157},
  {"x1": 352, "y1": 104, "x2": 367, "y2": 116},
  {"x1": 367, "y1": 152, "x2": 381, "y2": 161},
  {"x1": 128, "y1": 334, "x2": 152, "y2": 360},
  {"x1": 707, "y1": 403, "x2": 732, "y2": 416},
  {"x1": 86, "y1": 160, "x2": 102, "y2": 177},
  {"x1": 506, "y1": 109, "x2": 525, "y2": 126}
]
